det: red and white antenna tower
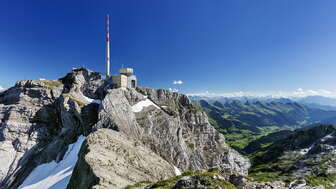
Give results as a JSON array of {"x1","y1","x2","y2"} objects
[{"x1": 106, "y1": 14, "x2": 110, "y2": 77}]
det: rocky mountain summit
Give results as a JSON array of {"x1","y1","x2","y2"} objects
[{"x1": 0, "y1": 68, "x2": 251, "y2": 189}]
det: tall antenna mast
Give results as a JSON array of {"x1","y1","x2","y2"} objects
[{"x1": 106, "y1": 14, "x2": 110, "y2": 77}]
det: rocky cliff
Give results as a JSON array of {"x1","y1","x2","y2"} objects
[
  {"x1": 0, "y1": 68, "x2": 102, "y2": 188},
  {"x1": 0, "y1": 68, "x2": 250, "y2": 189}
]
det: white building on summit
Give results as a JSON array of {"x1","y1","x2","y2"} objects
[
  {"x1": 111, "y1": 68, "x2": 137, "y2": 88},
  {"x1": 104, "y1": 14, "x2": 137, "y2": 88}
]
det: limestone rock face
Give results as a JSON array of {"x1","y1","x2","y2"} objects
[
  {"x1": 136, "y1": 87, "x2": 192, "y2": 111},
  {"x1": 0, "y1": 68, "x2": 101, "y2": 188},
  {"x1": 0, "y1": 79, "x2": 63, "y2": 186},
  {"x1": 93, "y1": 87, "x2": 251, "y2": 175},
  {"x1": 66, "y1": 87, "x2": 248, "y2": 188},
  {"x1": 67, "y1": 129, "x2": 176, "y2": 189},
  {"x1": 94, "y1": 88, "x2": 143, "y2": 138},
  {"x1": 60, "y1": 67, "x2": 104, "y2": 99}
]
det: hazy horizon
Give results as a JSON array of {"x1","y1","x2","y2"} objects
[{"x1": 187, "y1": 88, "x2": 336, "y2": 98}]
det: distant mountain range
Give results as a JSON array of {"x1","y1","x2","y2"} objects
[
  {"x1": 189, "y1": 95, "x2": 336, "y2": 110},
  {"x1": 296, "y1": 95, "x2": 336, "y2": 110},
  {"x1": 193, "y1": 99, "x2": 336, "y2": 152},
  {"x1": 195, "y1": 99, "x2": 336, "y2": 130}
]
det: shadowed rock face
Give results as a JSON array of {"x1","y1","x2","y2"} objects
[
  {"x1": 0, "y1": 79, "x2": 63, "y2": 186},
  {"x1": 0, "y1": 68, "x2": 101, "y2": 188},
  {"x1": 0, "y1": 68, "x2": 250, "y2": 189}
]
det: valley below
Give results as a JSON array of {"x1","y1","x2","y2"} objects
[{"x1": 193, "y1": 98, "x2": 336, "y2": 189}]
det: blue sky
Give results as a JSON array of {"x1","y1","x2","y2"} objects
[{"x1": 1, "y1": 0, "x2": 336, "y2": 95}]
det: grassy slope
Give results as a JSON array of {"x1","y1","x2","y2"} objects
[{"x1": 125, "y1": 170, "x2": 236, "y2": 189}]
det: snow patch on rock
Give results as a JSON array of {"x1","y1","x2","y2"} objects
[
  {"x1": 299, "y1": 144, "x2": 314, "y2": 155},
  {"x1": 132, "y1": 98, "x2": 160, "y2": 112},
  {"x1": 82, "y1": 95, "x2": 101, "y2": 104},
  {"x1": 18, "y1": 135, "x2": 86, "y2": 189},
  {"x1": 321, "y1": 131, "x2": 336, "y2": 142},
  {"x1": 174, "y1": 166, "x2": 182, "y2": 176}
]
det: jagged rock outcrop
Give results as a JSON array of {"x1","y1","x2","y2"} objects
[
  {"x1": 68, "y1": 86, "x2": 250, "y2": 188},
  {"x1": 0, "y1": 79, "x2": 64, "y2": 187},
  {"x1": 0, "y1": 68, "x2": 101, "y2": 188},
  {"x1": 100, "y1": 87, "x2": 250, "y2": 174},
  {"x1": 60, "y1": 68, "x2": 104, "y2": 99},
  {"x1": 67, "y1": 129, "x2": 176, "y2": 189}
]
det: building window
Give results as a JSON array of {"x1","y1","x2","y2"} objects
[{"x1": 131, "y1": 80, "x2": 136, "y2": 88}]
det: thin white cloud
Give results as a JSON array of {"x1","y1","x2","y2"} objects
[
  {"x1": 173, "y1": 80, "x2": 183, "y2": 85},
  {"x1": 291, "y1": 88, "x2": 335, "y2": 98},
  {"x1": 187, "y1": 88, "x2": 336, "y2": 98},
  {"x1": 169, "y1": 88, "x2": 179, "y2": 92},
  {"x1": 0, "y1": 85, "x2": 6, "y2": 92}
]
